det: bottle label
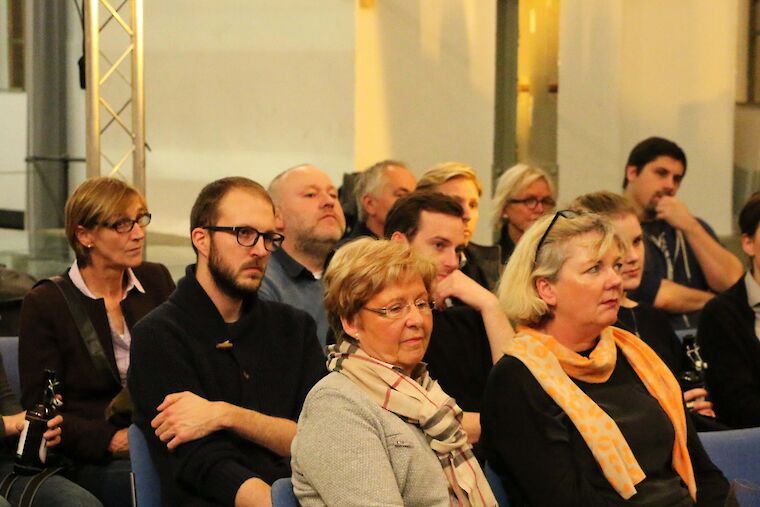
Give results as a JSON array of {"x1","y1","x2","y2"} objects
[
  {"x1": 16, "y1": 420, "x2": 30, "y2": 457},
  {"x1": 38, "y1": 438, "x2": 47, "y2": 464}
]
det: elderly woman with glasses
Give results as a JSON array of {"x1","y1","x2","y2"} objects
[
  {"x1": 492, "y1": 164, "x2": 556, "y2": 265},
  {"x1": 481, "y1": 211, "x2": 728, "y2": 506},
  {"x1": 291, "y1": 238, "x2": 496, "y2": 507},
  {"x1": 19, "y1": 177, "x2": 175, "y2": 507}
]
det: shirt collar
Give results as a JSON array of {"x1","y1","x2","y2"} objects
[
  {"x1": 69, "y1": 260, "x2": 146, "y2": 300},
  {"x1": 272, "y1": 248, "x2": 318, "y2": 280},
  {"x1": 745, "y1": 271, "x2": 760, "y2": 309}
]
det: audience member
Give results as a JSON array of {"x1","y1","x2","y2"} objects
[
  {"x1": 482, "y1": 210, "x2": 728, "y2": 506},
  {"x1": 698, "y1": 192, "x2": 760, "y2": 428},
  {"x1": 19, "y1": 177, "x2": 174, "y2": 507},
  {"x1": 417, "y1": 162, "x2": 501, "y2": 289},
  {"x1": 261, "y1": 164, "x2": 346, "y2": 346},
  {"x1": 492, "y1": 163, "x2": 556, "y2": 265},
  {"x1": 349, "y1": 159, "x2": 416, "y2": 240},
  {"x1": 572, "y1": 191, "x2": 728, "y2": 432},
  {"x1": 0, "y1": 352, "x2": 101, "y2": 507},
  {"x1": 622, "y1": 137, "x2": 743, "y2": 330},
  {"x1": 129, "y1": 177, "x2": 325, "y2": 506},
  {"x1": 291, "y1": 238, "x2": 497, "y2": 507},
  {"x1": 384, "y1": 192, "x2": 513, "y2": 436}
]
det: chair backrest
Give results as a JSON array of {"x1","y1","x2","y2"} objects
[
  {"x1": 0, "y1": 336, "x2": 20, "y2": 399},
  {"x1": 484, "y1": 462, "x2": 510, "y2": 507},
  {"x1": 271, "y1": 477, "x2": 299, "y2": 507},
  {"x1": 699, "y1": 428, "x2": 760, "y2": 485},
  {"x1": 129, "y1": 424, "x2": 162, "y2": 507}
]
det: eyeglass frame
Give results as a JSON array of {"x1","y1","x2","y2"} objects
[
  {"x1": 534, "y1": 210, "x2": 580, "y2": 263},
  {"x1": 362, "y1": 298, "x2": 435, "y2": 320},
  {"x1": 203, "y1": 226, "x2": 285, "y2": 252},
  {"x1": 508, "y1": 196, "x2": 556, "y2": 209},
  {"x1": 102, "y1": 213, "x2": 152, "y2": 233}
]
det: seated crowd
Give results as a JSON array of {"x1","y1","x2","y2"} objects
[{"x1": 4, "y1": 135, "x2": 755, "y2": 506}]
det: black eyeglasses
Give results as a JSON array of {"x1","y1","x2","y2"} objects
[
  {"x1": 204, "y1": 226, "x2": 285, "y2": 252},
  {"x1": 535, "y1": 210, "x2": 579, "y2": 261},
  {"x1": 103, "y1": 213, "x2": 151, "y2": 233},
  {"x1": 509, "y1": 196, "x2": 556, "y2": 210}
]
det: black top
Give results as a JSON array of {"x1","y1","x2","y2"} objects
[
  {"x1": 497, "y1": 223, "x2": 517, "y2": 266},
  {"x1": 615, "y1": 304, "x2": 684, "y2": 375},
  {"x1": 129, "y1": 265, "x2": 326, "y2": 507},
  {"x1": 424, "y1": 306, "x2": 493, "y2": 413},
  {"x1": 481, "y1": 347, "x2": 728, "y2": 507},
  {"x1": 698, "y1": 276, "x2": 760, "y2": 428},
  {"x1": 460, "y1": 243, "x2": 502, "y2": 291}
]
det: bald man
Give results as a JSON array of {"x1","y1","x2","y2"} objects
[{"x1": 262, "y1": 165, "x2": 346, "y2": 346}]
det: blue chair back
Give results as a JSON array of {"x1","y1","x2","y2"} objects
[
  {"x1": 0, "y1": 336, "x2": 20, "y2": 399},
  {"x1": 129, "y1": 424, "x2": 162, "y2": 507},
  {"x1": 485, "y1": 462, "x2": 509, "y2": 507},
  {"x1": 271, "y1": 477, "x2": 299, "y2": 507},
  {"x1": 699, "y1": 428, "x2": 760, "y2": 485}
]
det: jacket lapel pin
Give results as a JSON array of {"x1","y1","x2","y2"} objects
[{"x1": 216, "y1": 339, "x2": 233, "y2": 350}]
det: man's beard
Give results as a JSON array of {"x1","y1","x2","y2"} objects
[
  {"x1": 295, "y1": 227, "x2": 341, "y2": 261},
  {"x1": 208, "y1": 242, "x2": 263, "y2": 300}
]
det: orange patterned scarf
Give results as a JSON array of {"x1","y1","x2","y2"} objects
[{"x1": 506, "y1": 325, "x2": 696, "y2": 501}]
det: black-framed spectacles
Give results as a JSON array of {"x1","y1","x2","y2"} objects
[
  {"x1": 535, "y1": 210, "x2": 579, "y2": 262},
  {"x1": 363, "y1": 298, "x2": 435, "y2": 320},
  {"x1": 203, "y1": 226, "x2": 285, "y2": 252},
  {"x1": 103, "y1": 213, "x2": 151, "y2": 233},
  {"x1": 508, "y1": 196, "x2": 556, "y2": 210}
]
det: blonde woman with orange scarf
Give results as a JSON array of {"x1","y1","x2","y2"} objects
[{"x1": 481, "y1": 211, "x2": 729, "y2": 506}]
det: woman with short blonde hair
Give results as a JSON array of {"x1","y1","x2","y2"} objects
[
  {"x1": 20, "y1": 177, "x2": 175, "y2": 506},
  {"x1": 292, "y1": 238, "x2": 496, "y2": 507}
]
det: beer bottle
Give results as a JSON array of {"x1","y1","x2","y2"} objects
[{"x1": 15, "y1": 369, "x2": 62, "y2": 475}]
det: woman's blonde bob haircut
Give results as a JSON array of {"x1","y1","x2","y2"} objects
[
  {"x1": 416, "y1": 161, "x2": 483, "y2": 196},
  {"x1": 65, "y1": 177, "x2": 146, "y2": 267},
  {"x1": 497, "y1": 211, "x2": 623, "y2": 327},
  {"x1": 491, "y1": 163, "x2": 555, "y2": 228},
  {"x1": 324, "y1": 238, "x2": 437, "y2": 344}
]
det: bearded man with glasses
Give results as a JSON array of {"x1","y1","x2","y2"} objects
[{"x1": 129, "y1": 177, "x2": 325, "y2": 507}]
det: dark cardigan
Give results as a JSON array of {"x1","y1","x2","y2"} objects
[
  {"x1": 129, "y1": 265, "x2": 326, "y2": 506},
  {"x1": 697, "y1": 275, "x2": 760, "y2": 428},
  {"x1": 18, "y1": 261, "x2": 175, "y2": 463}
]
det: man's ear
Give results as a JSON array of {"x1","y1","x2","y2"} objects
[
  {"x1": 741, "y1": 233, "x2": 756, "y2": 258},
  {"x1": 390, "y1": 231, "x2": 408, "y2": 244},
  {"x1": 191, "y1": 227, "x2": 210, "y2": 258},
  {"x1": 535, "y1": 277, "x2": 557, "y2": 306},
  {"x1": 625, "y1": 165, "x2": 639, "y2": 186},
  {"x1": 362, "y1": 194, "x2": 376, "y2": 217},
  {"x1": 274, "y1": 206, "x2": 285, "y2": 231}
]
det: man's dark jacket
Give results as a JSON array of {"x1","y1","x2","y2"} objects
[{"x1": 129, "y1": 265, "x2": 326, "y2": 506}]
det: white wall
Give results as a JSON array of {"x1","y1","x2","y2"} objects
[
  {"x1": 355, "y1": 0, "x2": 496, "y2": 245},
  {"x1": 143, "y1": 0, "x2": 355, "y2": 236},
  {"x1": 558, "y1": 0, "x2": 739, "y2": 235},
  {"x1": 0, "y1": 91, "x2": 26, "y2": 211}
]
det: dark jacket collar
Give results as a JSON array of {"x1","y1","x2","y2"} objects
[
  {"x1": 171, "y1": 265, "x2": 258, "y2": 341},
  {"x1": 272, "y1": 248, "x2": 315, "y2": 279}
]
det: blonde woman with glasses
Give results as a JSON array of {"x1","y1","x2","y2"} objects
[{"x1": 481, "y1": 211, "x2": 728, "y2": 506}]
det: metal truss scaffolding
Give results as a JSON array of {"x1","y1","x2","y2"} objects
[{"x1": 84, "y1": 0, "x2": 145, "y2": 193}]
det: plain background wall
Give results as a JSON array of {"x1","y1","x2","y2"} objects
[
  {"x1": 558, "y1": 0, "x2": 739, "y2": 235},
  {"x1": 142, "y1": 0, "x2": 355, "y2": 236},
  {"x1": 355, "y1": 0, "x2": 497, "y2": 245}
]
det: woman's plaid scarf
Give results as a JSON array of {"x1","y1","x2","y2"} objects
[{"x1": 327, "y1": 339, "x2": 497, "y2": 507}]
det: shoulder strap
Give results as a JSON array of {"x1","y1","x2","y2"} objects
[
  {"x1": 17, "y1": 465, "x2": 65, "y2": 507},
  {"x1": 45, "y1": 276, "x2": 119, "y2": 385}
]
